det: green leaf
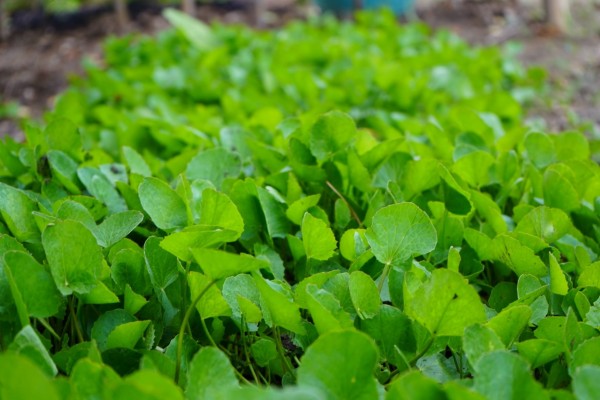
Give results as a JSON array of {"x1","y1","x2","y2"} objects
[
  {"x1": 78, "y1": 167, "x2": 128, "y2": 214},
  {"x1": 405, "y1": 269, "x2": 486, "y2": 336},
  {"x1": 113, "y1": 369, "x2": 184, "y2": 400},
  {"x1": 186, "y1": 347, "x2": 239, "y2": 400},
  {"x1": 365, "y1": 203, "x2": 437, "y2": 266},
  {"x1": 474, "y1": 351, "x2": 547, "y2": 400},
  {"x1": 492, "y1": 235, "x2": 548, "y2": 277},
  {"x1": 139, "y1": 177, "x2": 187, "y2": 230},
  {"x1": 124, "y1": 285, "x2": 148, "y2": 315},
  {"x1": 257, "y1": 186, "x2": 291, "y2": 239},
  {"x1": 96, "y1": 211, "x2": 144, "y2": 248},
  {"x1": 438, "y1": 163, "x2": 473, "y2": 215},
  {"x1": 578, "y1": 262, "x2": 600, "y2": 288},
  {"x1": 305, "y1": 284, "x2": 354, "y2": 334},
  {"x1": 349, "y1": 271, "x2": 380, "y2": 319},
  {"x1": 516, "y1": 339, "x2": 563, "y2": 368},
  {"x1": 3, "y1": 250, "x2": 63, "y2": 318},
  {"x1": 470, "y1": 190, "x2": 507, "y2": 234},
  {"x1": 56, "y1": 199, "x2": 97, "y2": 233},
  {"x1": 359, "y1": 305, "x2": 416, "y2": 368},
  {"x1": 144, "y1": 236, "x2": 179, "y2": 290},
  {"x1": 188, "y1": 272, "x2": 231, "y2": 319},
  {"x1": 0, "y1": 352, "x2": 60, "y2": 400},
  {"x1": 340, "y1": 229, "x2": 368, "y2": 261},
  {"x1": 222, "y1": 274, "x2": 262, "y2": 325},
  {"x1": 160, "y1": 226, "x2": 240, "y2": 262},
  {"x1": 571, "y1": 337, "x2": 600, "y2": 372},
  {"x1": 47, "y1": 150, "x2": 81, "y2": 194},
  {"x1": 163, "y1": 8, "x2": 216, "y2": 50},
  {"x1": 44, "y1": 117, "x2": 81, "y2": 159},
  {"x1": 185, "y1": 148, "x2": 241, "y2": 189},
  {"x1": 297, "y1": 330, "x2": 379, "y2": 400},
  {"x1": 106, "y1": 320, "x2": 151, "y2": 350},
  {"x1": 386, "y1": 371, "x2": 447, "y2": 400},
  {"x1": 549, "y1": 253, "x2": 569, "y2": 295},
  {"x1": 514, "y1": 206, "x2": 572, "y2": 244},
  {"x1": 486, "y1": 305, "x2": 532, "y2": 346},
  {"x1": 70, "y1": 358, "x2": 121, "y2": 400},
  {"x1": 250, "y1": 338, "x2": 278, "y2": 367},
  {"x1": 212, "y1": 386, "x2": 325, "y2": 400},
  {"x1": 82, "y1": 281, "x2": 121, "y2": 306},
  {"x1": 91, "y1": 309, "x2": 136, "y2": 351},
  {"x1": 543, "y1": 167, "x2": 580, "y2": 212},
  {"x1": 53, "y1": 341, "x2": 102, "y2": 375},
  {"x1": 302, "y1": 212, "x2": 337, "y2": 261},
  {"x1": 286, "y1": 194, "x2": 321, "y2": 225},
  {"x1": 444, "y1": 381, "x2": 486, "y2": 400},
  {"x1": 309, "y1": 111, "x2": 356, "y2": 162},
  {"x1": 524, "y1": 131, "x2": 555, "y2": 168},
  {"x1": 554, "y1": 132, "x2": 590, "y2": 161},
  {"x1": 452, "y1": 150, "x2": 495, "y2": 187},
  {"x1": 254, "y1": 243, "x2": 285, "y2": 280},
  {"x1": 42, "y1": 220, "x2": 104, "y2": 295},
  {"x1": 8, "y1": 325, "x2": 58, "y2": 377},
  {"x1": 572, "y1": 365, "x2": 600, "y2": 400},
  {"x1": 0, "y1": 182, "x2": 39, "y2": 242},
  {"x1": 191, "y1": 248, "x2": 268, "y2": 280},
  {"x1": 123, "y1": 146, "x2": 151, "y2": 177},
  {"x1": 254, "y1": 275, "x2": 306, "y2": 334},
  {"x1": 564, "y1": 309, "x2": 584, "y2": 355},
  {"x1": 197, "y1": 188, "x2": 244, "y2": 235},
  {"x1": 111, "y1": 247, "x2": 151, "y2": 296},
  {"x1": 463, "y1": 324, "x2": 505, "y2": 371}
]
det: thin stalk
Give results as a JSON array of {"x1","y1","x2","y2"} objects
[
  {"x1": 393, "y1": 345, "x2": 412, "y2": 371},
  {"x1": 326, "y1": 180, "x2": 363, "y2": 227},
  {"x1": 451, "y1": 351, "x2": 461, "y2": 378},
  {"x1": 378, "y1": 262, "x2": 391, "y2": 293},
  {"x1": 409, "y1": 335, "x2": 435, "y2": 366},
  {"x1": 36, "y1": 318, "x2": 61, "y2": 341},
  {"x1": 240, "y1": 319, "x2": 261, "y2": 385},
  {"x1": 174, "y1": 279, "x2": 217, "y2": 384},
  {"x1": 181, "y1": 262, "x2": 191, "y2": 332},
  {"x1": 234, "y1": 368, "x2": 253, "y2": 384},
  {"x1": 199, "y1": 316, "x2": 219, "y2": 349},
  {"x1": 273, "y1": 327, "x2": 295, "y2": 377},
  {"x1": 69, "y1": 296, "x2": 84, "y2": 343}
]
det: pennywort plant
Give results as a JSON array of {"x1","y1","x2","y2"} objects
[{"x1": 0, "y1": 8, "x2": 598, "y2": 400}]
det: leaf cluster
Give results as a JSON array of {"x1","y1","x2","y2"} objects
[{"x1": 2, "y1": 9, "x2": 598, "y2": 400}]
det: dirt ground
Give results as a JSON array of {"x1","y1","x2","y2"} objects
[{"x1": 1, "y1": 0, "x2": 600, "y2": 140}]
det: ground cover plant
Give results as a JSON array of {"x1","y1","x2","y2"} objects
[{"x1": 1, "y1": 8, "x2": 599, "y2": 399}]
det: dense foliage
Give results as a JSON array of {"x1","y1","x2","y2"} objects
[{"x1": 1, "y1": 9, "x2": 599, "y2": 399}]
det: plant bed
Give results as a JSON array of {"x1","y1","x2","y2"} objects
[{"x1": 1, "y1": 9, "x2": 599, "y2": 399}]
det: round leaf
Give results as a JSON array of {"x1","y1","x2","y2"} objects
[
  {"x1": 349, "y1": 271, "x2": 380, "y2": 319},
  {"x1": 366, "y1": 203, "x2": 437, "y2": 266},
  {"x1": 405, "y1": 269, "x2": 486, "y2": 337},
  {"x1": 298, "y1": 330, "x2": 379, "y2": 400}
]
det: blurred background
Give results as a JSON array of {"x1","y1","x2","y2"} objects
[{"x1": 0, "y1": 0, "x2": 599, "y2": 139}]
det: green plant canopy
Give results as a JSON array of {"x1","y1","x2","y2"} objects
[{"x1": 1, "y1": 9, "x2": 598, "y2": 399}]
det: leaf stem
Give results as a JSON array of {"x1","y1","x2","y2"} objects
[
  {"x1": 69, "y1": 296, "x2": 84, "y2": 344},
  {"x1": 36, "y1": 318, "x2": 61, "y2": 341},
  {"x1": 200, "y1": 316, "x2": 219, "y2": 348},
  {"x1": 273, "y1": 327, "x2": 295, "y2": 377},
  {"x1": 378, "y1": 262, "x2": 391, "y2": 293},
  {"x1": 240, "y1": 318, "x2": 261, "y2": 385},
  {"x1": 174, "y1": 279, "x2": 217, "y2": 384},
  {"x1": 326, "y1": 180, "x2": 363, "y2": 227},
  {"x1": 393, "y1": 345, "x2": 412, "y2": 371},
  {"x1": 409, "y1": 335, "x2": 435, "y2": 366}
]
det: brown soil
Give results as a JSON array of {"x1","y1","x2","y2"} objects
[{"x1": 1, "y1": 1, "x2": 600, "y2": 140}]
